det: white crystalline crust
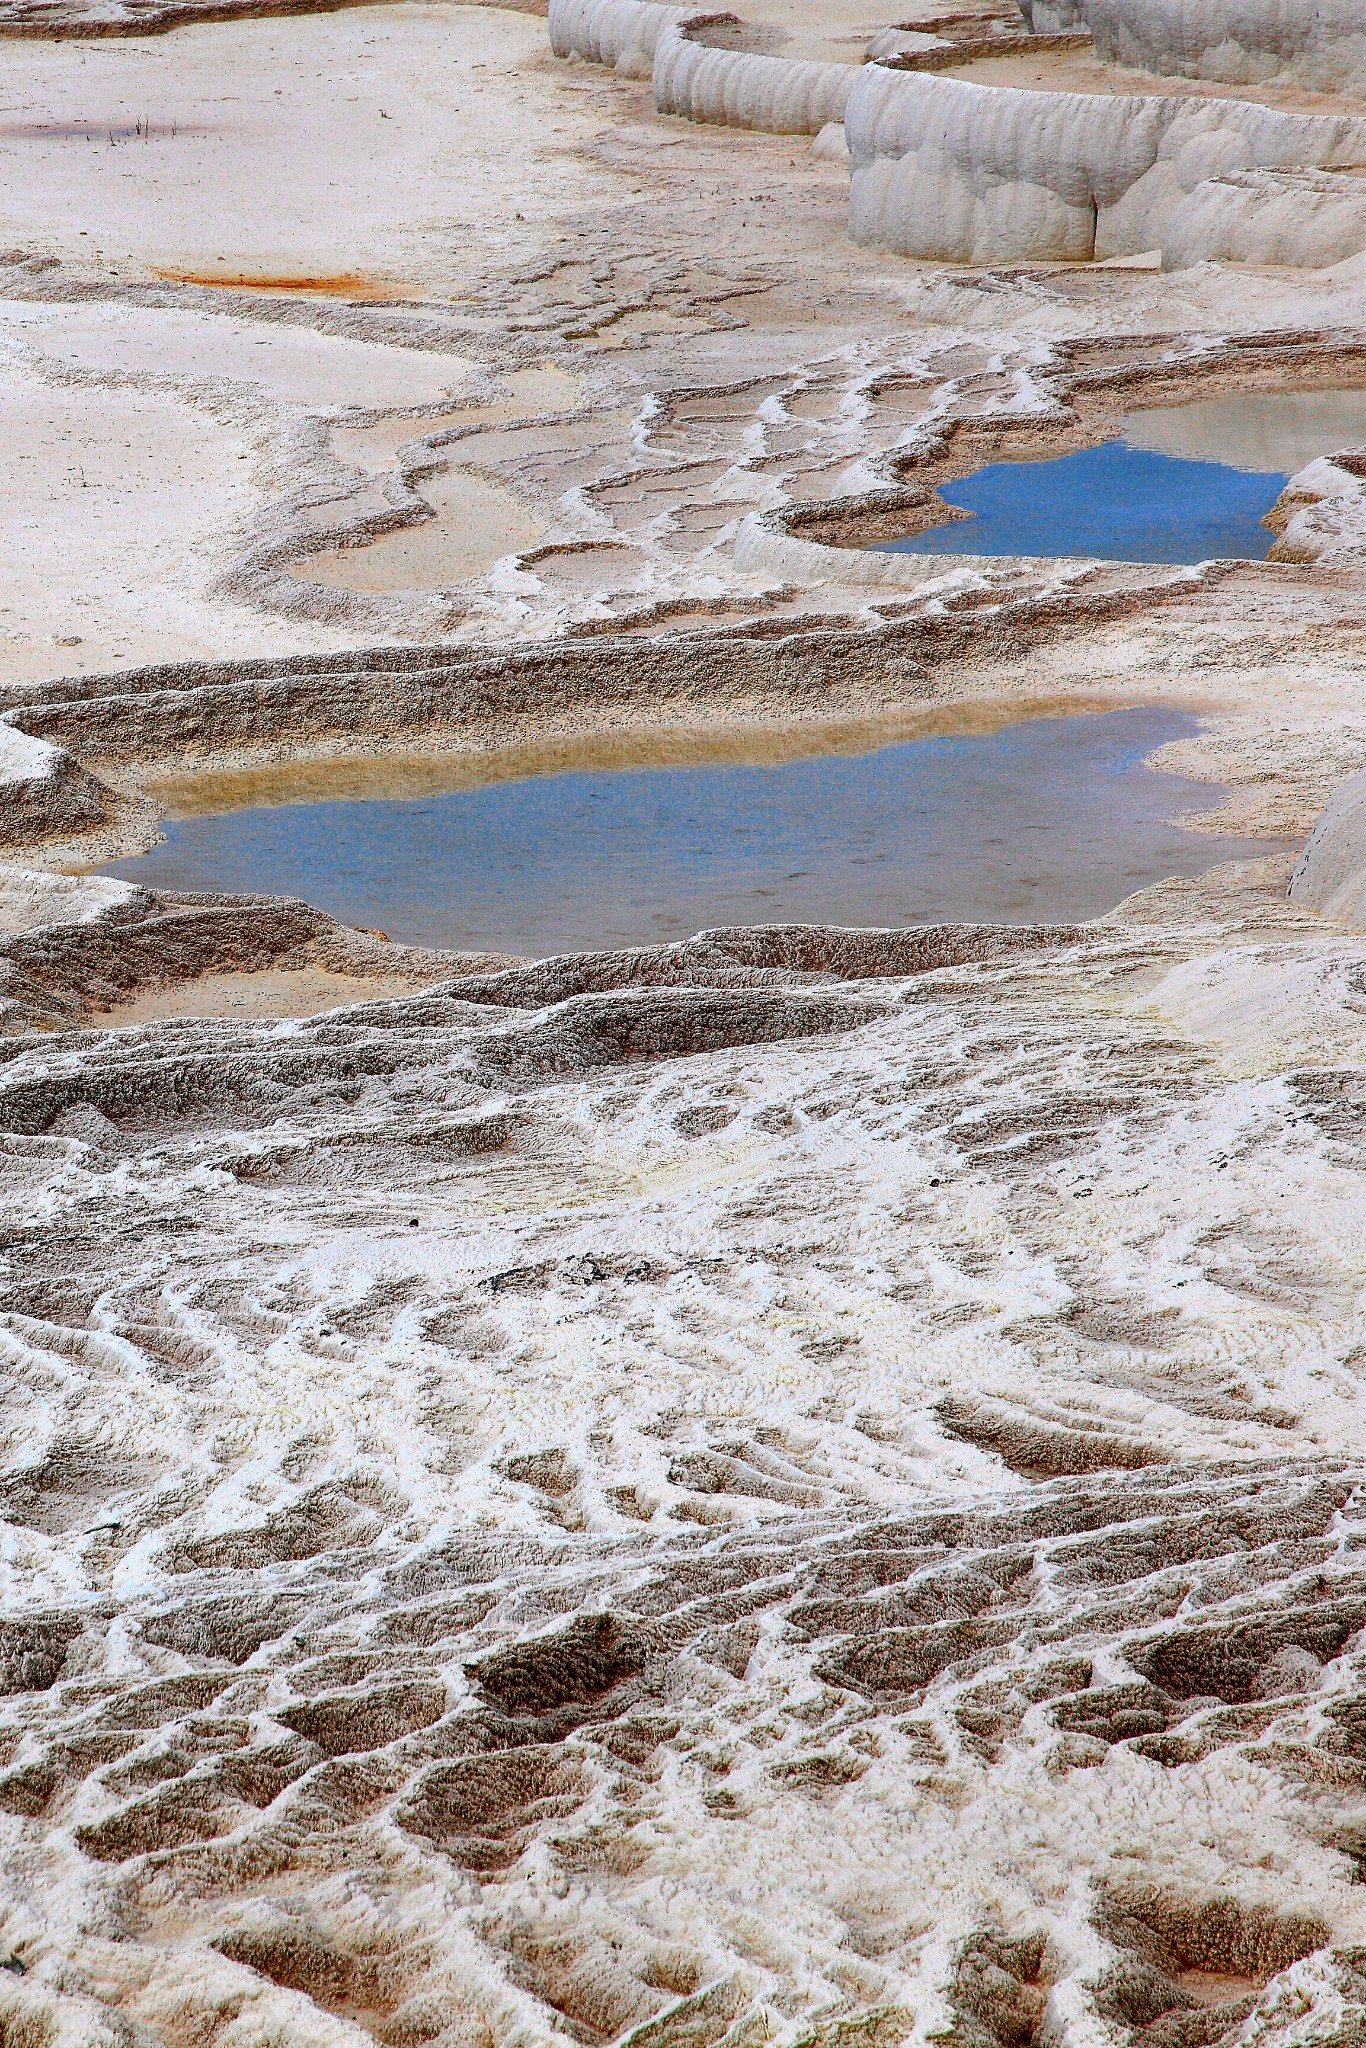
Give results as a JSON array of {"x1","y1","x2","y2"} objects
[
  {"x1": 5, "y1": 910, "x2": 1366, "y2": 2048},
  {"x1": 844, "y1": 67, "x2": 1366, "y2": 266},
  {"x1": 1272, "y1": 457, "x2": 1366, "y2": 564},
  {"x1": 1024, "y1": 0, "x2": 1366, "y2": 96},
  {"x1": 0, "y1": 864, "x2": 139, "y2": 937}
]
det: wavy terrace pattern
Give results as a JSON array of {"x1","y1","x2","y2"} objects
[{"x1": 1, "y1": 0, "x2": 1366, "y2": 2040}]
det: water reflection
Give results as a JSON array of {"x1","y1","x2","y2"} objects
[
  {"x1": 876, "y1": 442, "x2": 1286, "y2": 564},
  {"x1": 103, "y1": 706, "x2": 1278, "y2": 957},
  {"x1": 874, "y1": 386, "x2": 1366, "y2": 564},
  {"x1": 1121, "y1": 388, "x2": 1366, "y2": 474}
]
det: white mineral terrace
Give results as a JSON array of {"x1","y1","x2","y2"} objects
[{"x1": 7, "y1": 0, "x2": 1366, "y2": 2046}]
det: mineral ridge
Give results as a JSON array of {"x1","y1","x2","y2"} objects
[{"x1": 5, "y1": 0, "x2": 1366, "y2": 2043}]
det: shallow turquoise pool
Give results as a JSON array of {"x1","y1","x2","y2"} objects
[
  {"x1": 876, "y1": 440, "x2": 1286, "y2": 563},
  {"x1": 103, "y1": 707, "x2": 1276, "y2": 957},
  {"x1": 873, "y1": 386, "x2": 1366, "y2": 564}
]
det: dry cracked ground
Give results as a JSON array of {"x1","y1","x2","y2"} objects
[{"x1": 8, "y1": 3, "x2": 1366, "y2": 2048}]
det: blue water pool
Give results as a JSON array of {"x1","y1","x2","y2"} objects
[
  {"x1": 875, "y1": 440, "x2": 1288, "y2": 564},
  {"x1": 102, "y1": 708, "x2": 1276, "y2": 957}
]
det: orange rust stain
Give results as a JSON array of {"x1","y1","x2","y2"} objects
[{"x1": 152, "y1": 268, "x2": 411, "y2": 300}]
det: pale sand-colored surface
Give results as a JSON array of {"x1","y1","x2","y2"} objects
[
  {"x1": 330, "y1": 411, "x2": 480, "y2": 472},
  {"x1": 290, "y1": 465, "x2": 547, "y2": 591},
  {"x1": 88, "y1": 963, "x2": 440, "y2": 1022},
  {"x1": 0, "y1": 14, "x2": 619, "y2": 676},
  {"x1": 0, "y1": 300, "x2": 480, "y2": 408},
  {"x1": 328, "y1": 370, "x2": 582, "y2": 472},
  {"x1": 0, "y1": 6, "x2": 625, "y2": 284},
  {"x1": 0, "y1": 352, "x2": 268, "y2": 679}
]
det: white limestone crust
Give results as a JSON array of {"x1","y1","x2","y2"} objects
[
  {"x1": 653, "y1": 23, "x2": 856, "y2": 133},
  {"x1": 548, "y1": 0, "x2": 693, "y2": 74},
  {"x1": 0, "y1": 865, "x2": 139, "y2": 937},
  {"x1": 1266, "y1": 454, "x2": 1366, "y2": 566},
  {"x1": 845, "y1": 65, "x2": 1366, "y2": 265},
  {"x1": 1163, "y1": 168, "x2": 1366, "y2": 271},
  {"x1": 1024, "y1": 0, "x2": 1366, "y2": 96},
  {"x1": 732, "y1": 507, "x2": 1097, "y2": 588}
]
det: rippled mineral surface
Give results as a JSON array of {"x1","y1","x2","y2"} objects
[
  {"x1": 5, "y1": 912, "x2": 1366, "y2": 2046},
  {"x1": 6, "y1": 0, "x2": 1366, "y2": 2035}
]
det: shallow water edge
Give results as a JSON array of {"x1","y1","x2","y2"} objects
[{"x1": 102, "y1": 703, "x2": 1281, "y2": 958}]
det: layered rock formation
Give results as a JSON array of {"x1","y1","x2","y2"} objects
[
  {"x1": 653, "y1": 21, "x2": 856, "y2": 134},
  {"x1": 551, "y1": 0, "x2": 1366, "y2": 271},
  {"x1": 844, "y1": 68, "x2": 1366, "y2": 266},
  {"x1": 1020, "y1": 0, "x2": 1366, "y2": 97},
  {"x1": 0, "y1": 728, "x2": 113, "y2": 851},
  {"x1": 0, "y1": 868, "x2": 482, "y2": 1032}
]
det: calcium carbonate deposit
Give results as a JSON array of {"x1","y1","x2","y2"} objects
[{"x1": 7, "y1": 0, "x2": 1366, "y2": 2043}]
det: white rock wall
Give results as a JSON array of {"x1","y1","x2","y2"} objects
[
  {"x1": 1163, "y1": 168, "x2": 1366, "y2": 271},
  {"x1": 846, "y1": 66, "x2": 1366, "y2": 265},
  {"x1": 1290, "y1": 768, "x2": 1366, "y2": 927},
  {"x1": 549, "y1": 1, "x2": 858, "y2": 126},
  {"x1": 1083, "y1": 0, "x2": 1366, "y2": 96},
  {"x1": 550, "y1": 0, "x2": 1366, "y2": 267},
  {"x1": 1267, "y1": 454, "x2": 1366, "y2": 567},
  {"x1": 652, "y1": 24, "x2": 857, "y2": 132},
  {"x1": 548, "y1": 0, "x2": 691, "y2": 75}
]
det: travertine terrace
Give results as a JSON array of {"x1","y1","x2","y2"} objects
[{"x1": 10, "y1": 1, "x2": 1366, "y2": 2045}]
